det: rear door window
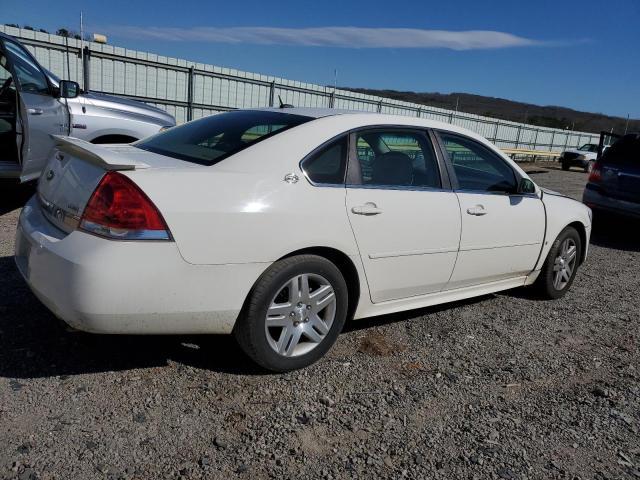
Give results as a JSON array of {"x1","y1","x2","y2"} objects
[{"x1": 352, "y1": 130, "x2": 441, "y2": 188}]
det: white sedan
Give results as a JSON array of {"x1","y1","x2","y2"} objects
[{"x1": 15, "y1": 108, "x2": 592, "y2": 371}]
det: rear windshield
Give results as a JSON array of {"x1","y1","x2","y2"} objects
[
  {"x1": 600, "y1": 135, "x2": 640, "y2": 166},
  {"x1": 135, "y1": 110, "x2": 312, "y2": 165}
]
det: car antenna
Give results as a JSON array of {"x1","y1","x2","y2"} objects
[{"x1": 278, "y1": 95, "x2": 294, "y2": 109}]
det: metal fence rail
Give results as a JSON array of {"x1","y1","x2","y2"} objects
[{"x1": 1, "y1": 25, "x2": 599, "y2": 152}]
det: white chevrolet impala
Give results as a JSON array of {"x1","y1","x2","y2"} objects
[{"x1": 15, "y1": 109, "x2": 592, "y2": 371}]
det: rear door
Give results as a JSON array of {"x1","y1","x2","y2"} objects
[
  {"x1": 345, "y1": 128, "x2": 461, "y2": 303},
  {"x1": 1, "y1": 37, "x2": 68, "y2": 181},
  {"x1": 598, "y1": 135, "x2": 640, "y2": 203},
  {"x1": 436, "y1": 131, "x2": 545, "y2": 289}
]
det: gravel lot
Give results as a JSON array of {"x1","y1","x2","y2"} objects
[{"x1": 1, "y1": 165, "x2": 639, "y2": 480}]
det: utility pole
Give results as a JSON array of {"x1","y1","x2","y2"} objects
[{"x1": 624, "y1": 114, "x2": 630, "y2": 135}]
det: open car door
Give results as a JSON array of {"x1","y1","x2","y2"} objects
[{"x1": 1, "y1": 36, "x2": 68, "y2": 182}]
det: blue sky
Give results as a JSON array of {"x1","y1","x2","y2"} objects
[{"x1": 2, "y1": 0, "x2": 639, "y2": 117}]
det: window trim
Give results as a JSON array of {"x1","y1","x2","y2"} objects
[
  {"x1": 346, "y1": 126, "x2": 450, "y2": 192},
  {"x1": 433, "y1": 129, "x2": 533, "y2": 197},
  {"x1": 0, "y1": 37, "x2": 53, "y2": 97},
  {"x1": 299, "y1": 133, "x2": 349, "y2": 187}
]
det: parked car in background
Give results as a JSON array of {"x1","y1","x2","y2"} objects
[
  {"x1": 583, "y1": 133, "x2": 640, "y2": 218},
  {"x1": 559, "y1": 143, "x2": 600, "y2": 172},
  {"x1": 0, "y1": 32, "x2": 175, "y2": 182},
  {"x1": 15, "y1": 108, "x2": 591, "y2": 371}
]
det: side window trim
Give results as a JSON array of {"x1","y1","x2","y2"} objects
[
  {"x1": 346, "y1": 126, "x2": 448, "y2": 192},
  {"x1": 299, "y1": 133, "x2": 349, "y2": 187},
  {"x1": 433, "y1": 129, "x2": 522, "y2": 196}
]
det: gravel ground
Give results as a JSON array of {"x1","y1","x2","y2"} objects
[{"x1": 1, "y1": 165, "x2": 639, "y2": 480}]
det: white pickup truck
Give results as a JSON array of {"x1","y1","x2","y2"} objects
[
  {"x1": 0, "y1": 32, "x2": 175, "y2": 182},
  {"x1": 559, "y1": 143, "x2": 600, "y2": 172}
]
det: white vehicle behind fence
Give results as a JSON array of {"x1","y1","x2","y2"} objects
[{"x1": 0, "y1": 32, "x2": 175, "y2": 181}]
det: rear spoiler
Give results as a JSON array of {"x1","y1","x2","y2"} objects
[{"x1": 51, "y1": 135, "x2": 150, "y2": 170}]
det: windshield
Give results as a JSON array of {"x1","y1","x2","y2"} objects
[
  {"x1": 578, "y1": 144, "x2": 598, "y2": 152},
  {"x1": 135, "y1": 110, "x2": 312, "y2": 165}
]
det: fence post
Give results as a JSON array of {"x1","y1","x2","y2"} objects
[
  {"x1": 550, "y1": 130, "x2": 555, "y2": 151},
  {"x1": 492, "y1": 122, "x2": 499, "y2": 143},
  {"x1": 186, "y1": 66, "x2": 194, "y2": 122},
  {"x1": 416, "y1": 107, "x2": 421, "y2": 118},
  {"x1": 377, "y1": 100, "x2": 382, "y2": 113},
  {"x1": 329, "y1": 91, "x2": 335, "y2": 108},
  {"x1": 82, "y1": 46, "x2": 91, "y2": 92},
  {"x1": 515, "y1": 126, "x2": 522, "y2": 149},
  {"x1": 563, "y1": 132, "x2": 569, "y2": 151},
  {"x1": 449, "y1": 111, "x2": 454, "y2": 124},
  {"x1": 576, "y1": 134, "x2": 581, "y2": 148},
  {"x1": 533, "y1": 128, "x2": 539, "y2": 150},
  {"x1": 268, "y1": 81, "x2": 275, "y2": 107}
]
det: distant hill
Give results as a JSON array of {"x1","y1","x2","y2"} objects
[{"x1": 344, "y1": 88, "x2": 638, "y2": 135}]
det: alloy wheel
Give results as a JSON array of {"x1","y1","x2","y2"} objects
[
  {"x1": 264, "y1": 273, "x2": 337, "y2": 357},
  {"x1": 553, "y1": 238, "x2": 578, "y2": 290}
]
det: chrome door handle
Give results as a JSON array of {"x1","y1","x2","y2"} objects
[
  {"x1": 466, "y1": 205, "x2": 487, "y2": 216},
  {"x1": 27, "y1": 108, "x2": 43, "y2": 115},
  {"x1": 351, "y1": 202, "x2": 382, "y2": 216}
]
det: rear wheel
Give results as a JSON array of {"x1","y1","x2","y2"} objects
[
  {"x1": 234, "y1": 255, "x2": 348, "y2": 372},
  {"x1": 534, "y1": 226, "x2": 582, "y2": 299},
  {"x1": 584, "y1": 161, "x2": 594, "y2": 173}
]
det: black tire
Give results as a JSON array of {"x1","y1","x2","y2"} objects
[
  {"x1": 584, "y1": 161, "x2": 594, "y2": 173},
  {"x1": 534, "y1": 226, "x2": 582, "y2": 299},
  {"x1": 561, "y1": 161, "x2": 570, "y2": 171},
  {"x1": 234, "y1": 254, "x2": 349, "y2": 372}
]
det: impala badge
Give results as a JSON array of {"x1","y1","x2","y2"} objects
[{"x1": 46, "y1": 170, "x2": 55, "y2": 181}]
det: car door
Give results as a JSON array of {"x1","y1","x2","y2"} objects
[
  {"x1": 1, "y1": 37, "x2": 68, "y2": 181},
  {"x1": 436, "y1": 131, "x2": 545, "y2": 289},
  {"x1": 345, "y1": 128, "x2": 461, "y2": 303}
]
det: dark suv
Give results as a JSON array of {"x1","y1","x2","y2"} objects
[{"x1": 583, "y1": 134, "x2": 640, "y2": 218}]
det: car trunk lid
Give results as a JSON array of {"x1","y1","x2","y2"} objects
[{"x1": 37, "y1": 136, "x2": 195, "y2": 234}]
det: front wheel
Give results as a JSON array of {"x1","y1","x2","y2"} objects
[
  {"x1": 534, "y1": 226, "x2": 582, "y2": 299},
  {"x1": 561, "y1": 161, "x2": 570, "y2": 171},
  {"x1": 234, "y1": 255, "x2": 348, "y2": 372},
  {"x1": 585, "y1": 161, "x2": 594, "y2": 173}
]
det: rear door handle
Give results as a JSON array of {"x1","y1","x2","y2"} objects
[
  {"x1": 27, "y1": 108, "x2": 43, "y2": 115},
  {"x1": 466, "y1": 205, "x2": 487, "y2": 216},
  {"x1": 351, "y1": 202, "x2": 382, "y2": 216}
]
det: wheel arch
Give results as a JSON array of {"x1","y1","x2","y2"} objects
[{"x1": 279, "y1": 246, "x2": 361, "y2": 322}]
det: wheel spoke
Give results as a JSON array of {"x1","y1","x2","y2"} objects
[
  {"x1": 565, "y1": 264, "x2": 573, "y2": 278},
  {"x1": 302, "y1": 322, "x2": 324, "y2": 343},
  {"x1": 300, "y1": 274, "x2": 310, "y2": 302},
  {"x1": 566, "y1": 245, "x2": 577, "y2": 263},
  {"x1": 311, "y1": 286, "x2": 335, "y2": 313},
  {"x1": 265, "y1": 315, "x2": 289, "y2": 327},
  {"x1": 554, "y1": 271, "x2": 563, "y2": 289},
  {"x1": 277, "y1": 324, "x2": 302, "y2": 356},
  {"x1": 309, "y1": 313, "x2": 330, "y2": 335},
  {"x1": 267, "y1": 303, "x2": 292, "y2": 317}
]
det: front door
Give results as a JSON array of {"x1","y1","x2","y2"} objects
[
  {"x1": 2, "y1": 37, "x2": 68, "y2": 181},
  {"x1": 346, "y1": 128, "x2": 461, "y2": 303},
  {"x1": 437, "y1": 132, "x2": 545, "y2": 289}
]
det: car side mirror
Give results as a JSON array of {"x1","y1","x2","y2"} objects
[
  {"x1": 59, "y1": 80, "x2": 80, "y2": 99},
  {"x1": 518, "y1": 178, "x2": 536, "y2": 194}
]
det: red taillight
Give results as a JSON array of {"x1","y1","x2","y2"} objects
[
  {"x1": 588, "y1": 163, "x2": 602, "y2": 183},
  {"x1": 79, "y1": 172, "x2": 171, "y2": 240}
]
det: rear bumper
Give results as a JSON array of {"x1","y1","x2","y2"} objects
[
  {"x1": 15, "y1": 196, "x2": 268, "y2": 334},
  {"x1": 583, "y1": 188, "x2": 640, "y2": 218}
]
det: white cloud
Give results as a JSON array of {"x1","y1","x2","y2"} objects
[{"x1": 109, "y1": 26, "x2": 544, "y2": 50}]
